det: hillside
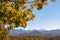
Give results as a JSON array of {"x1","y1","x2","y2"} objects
[
  {"x1": 9, "y1": 29, "x2": 60, "y2": 37},
  {"x1": 9, "y1": 29, "x2": 60, "y2": 40},
  {"x1": 10, "y1": 36, "x2": 60, "y2": 40}
]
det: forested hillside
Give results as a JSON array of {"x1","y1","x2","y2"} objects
[{"x1": 10, "y1": 36, "x2": 60, "y2": 40}]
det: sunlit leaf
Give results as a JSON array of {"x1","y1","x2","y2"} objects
[{"x1": 51, "y1": 0, "x2": 56, "y2": 2}]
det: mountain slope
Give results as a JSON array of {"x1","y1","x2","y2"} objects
[{"x1": 9, "y1": 29, "x2": 60, "y2": 37}]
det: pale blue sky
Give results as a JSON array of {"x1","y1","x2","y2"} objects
[
  {"x1": 14, "y1": 0, "x2": 60, "y2": 30},
  {"x1": 21, "y1": 0, "x2": 60, "y2": 30}
]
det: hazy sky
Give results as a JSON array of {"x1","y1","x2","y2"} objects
[{"x1": 15, "y1": 0, "x2": 60, "y2": 30}]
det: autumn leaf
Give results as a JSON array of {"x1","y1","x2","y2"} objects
[{"x1": 51, "y1": 0, "x2": 56, "y2": 2}]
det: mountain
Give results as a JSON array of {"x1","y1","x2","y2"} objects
[
  {"x1": 25, "y1": 30, "x2": 42, "y2": 36},
  {"x1": 9, "y1": 29, "x2": 60, "y2": 37},
  {"x1": 9, "y1": 29, "x2": 26, "y2": 36}
]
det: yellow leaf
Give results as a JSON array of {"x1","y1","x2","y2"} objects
[
  {"x1": 0, "y1": 21, "x2": 3, "y2": 25},
  {"x1": 51, "y1": 0, "x2": 56, "y2": 2},
  {"x1": 31, "y1": 4, "x2": 35, "y2": 8}
]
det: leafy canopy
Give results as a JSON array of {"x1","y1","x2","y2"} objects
[
  {"x1": 0, "y1": 0, "x2": 56, "y2": 29},
  {"x1": 0, "y1": 0, "x2": 56, "y2": 40}
]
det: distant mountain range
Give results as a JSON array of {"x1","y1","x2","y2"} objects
[{"x1": 9, "y1": 29, "x2": 60, "y2": 37}]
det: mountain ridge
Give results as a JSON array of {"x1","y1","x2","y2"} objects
[{"x1": 9, "y1": 29, "x2": 60, "y2": 37}]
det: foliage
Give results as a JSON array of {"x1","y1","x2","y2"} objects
[
  {"x1": 0, "y1": 0, "x2": 56, "y2": 40},
  {"x1": 0, "y1": 1, "x2": 35, "y2": 28},
  {"x1": 10, "y1": 36, "x2": 48, "y2": 40},
  {"x1": 10, "y1": 36, "x2": 60, "y2": 40},
  {"x1": 0, "y1": 0, "x2": 56, "y2": 28}
]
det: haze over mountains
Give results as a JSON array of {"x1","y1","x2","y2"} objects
[{"x1": 9, "y1": 28, "x2": 60, "y2": 37}]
